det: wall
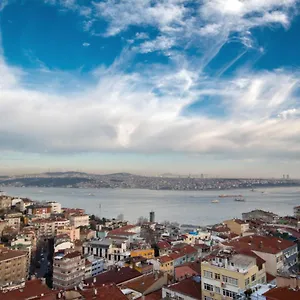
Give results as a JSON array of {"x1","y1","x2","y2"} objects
[
  {"x1": 131, "y1": 249, "x2": 154, "y2": 259},
  {"x1": 253, "y1": 251, "x2": 280, "y2": 276}
]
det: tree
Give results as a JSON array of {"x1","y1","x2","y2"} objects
[{"x1": 137, "y1": 216, "x2": 148, "y2": 225}]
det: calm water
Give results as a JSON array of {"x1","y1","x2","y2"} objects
[{"x1": 2, "y1": 187, "x2": 300, "y2": 225}]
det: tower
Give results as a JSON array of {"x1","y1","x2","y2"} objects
[{"x1": 149, "y1": 211, "x2": 155, "y2": 223}]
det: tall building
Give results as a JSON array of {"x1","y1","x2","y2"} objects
[
  {"x1": 149, "y1": 211, "x2": 155, "y2": 223},
  {"x1": 201, "y1": 249, "x2": 267, "y2": 300},
  {"x1": 53, "y1": 251, "x2": 85, "y2": 290},
  {"x1": 0, "y1": 247, "x2": 28, "y2": 287}
]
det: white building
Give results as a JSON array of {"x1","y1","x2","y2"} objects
[{"x1": 47, "y1": 201, "x2": 62, "y2": 214}]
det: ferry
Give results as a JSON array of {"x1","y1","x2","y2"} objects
[
  {"x1": 211, "y1": 199, "x2": 219, "y2": 203},
  {"x1": 219, "y1": 194, "x2": 243, "y2": 198}
]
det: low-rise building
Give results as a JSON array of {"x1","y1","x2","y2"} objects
[
  {"x1": 0, "y1": 247, "x2": 28, "y2": 287},
  {"x1": 157, "y1": 241, "x2": 171, "y2": 256},
  {"x1": 294, "y1": 206, "x2": 300, "y2": 219},
  {"x1": 131, "y1": 248, "x2": 155, "y2": 259},
  {"x1": 125, "y1": 256, "x2": 154, "y2": 274},
  {"x1": 82, "y1": 238, "x2": 130, "y2": 263},
  {"x1": 224, "y1": 235, "x2": 298, "y2": 275},
  {"x1": 15, "y1": 198, "x2": 34, "y2": 212},
  {"x1": 4, "y1": 215, "x2": 21, "y2": 230},
  {"x1": 69, "y1": 214, "x2": 89, "y2": 228},
  {"x1": 223, "y1": 219, "x2": 250, "y2": 236},
  {"x1": 201, "y1": 249, "x2": 267, "y2": 300},
  {"x1": 162, "y1": 277, "x2": 202, "y2": 300},
  {"x1": 243, "y1": 210, "x2": 279, "y2": 223},
  {"x1": 53, "y1": 250, "x2": 85, "y2": 290}
]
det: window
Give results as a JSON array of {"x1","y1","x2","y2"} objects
[
  {"x1": 215, "y1": 273, "x2": 220, "y2": 280},
  {"x1": 204, "y1": 297, "x2": 213, "y2": 300},
  {"x1": 222, "y1": 275, "x2": 238, "y2": 286},
  {"x1": 215, "y1": 286, "x2": 221, "y2": 294},
  {"x1": 251, "y1": 274, "x2": 256, "y2": 282},
  {"x1": 166, "y1": 292, "x2": 171, "y2": 298},
  {"x1": 223, "y1": 289, "x2": 237, "y2": 299},
  {"x1": 204, "y1": 270, "x2": 213, "y2": 279},
  {"x1": 204, "y1": 283, "x2": 214, "y2": 291},
  {"x1": 245, "y1": 278, "x2": 250, "y2": 286}
]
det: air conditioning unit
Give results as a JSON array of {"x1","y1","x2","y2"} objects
[{"x1": 221, "y1": 282, "x2": 226, "y2": 287}]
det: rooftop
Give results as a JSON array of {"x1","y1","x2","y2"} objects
[
  {"x1": 122, "y1": 273, "x2": 164, "y2": 294},
  {"x1": 157, "y1": 241, "x2": 171, "y2": 249},
  {"x1": 0, "y1": 279, "x2": 56, "y2": 300},
  {"x1": 0, "y1": 247, "x2": 27, "y2": 262},
  {"x1": 165, "y1": 277, "x2": 202, "y2": 299},
  {"x1": 85, "y1": 267, "x2": 142, "y2": 286},
  {"x1": 79, "y1": 283, "x2": 128, "y2": 300},
  {"x1": 263, "y1": 287, "x2": 300, "y2": 300},
  {"x1": 224, "y1": 235, "x2": 295, "y2": 254}
]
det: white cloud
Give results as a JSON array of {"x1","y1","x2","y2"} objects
[
  {"x1": 82, "y1": 42, "x2": 90, "y2": 47},
  {"x1": 1, "y1": 55, "x2": 300, "y2": 160},
  {"x1": 139, "y1": 36, "x2": 176, "y2": 53}
]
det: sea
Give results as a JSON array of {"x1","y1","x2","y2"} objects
[{"x1": 2, "y1": 186, "x2": 300, "y2": 226}]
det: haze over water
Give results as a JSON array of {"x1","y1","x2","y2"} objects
[{"x1": 3, "y1": 187, "x2": 300, "y2": 225}]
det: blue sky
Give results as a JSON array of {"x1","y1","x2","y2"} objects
[{"x1": 1, "y1": 0, "x2": 300, "y2": 177}]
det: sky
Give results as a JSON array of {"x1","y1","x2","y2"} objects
[{"x1": 1, "y1": 0, "x2": 300, "y2": 177}]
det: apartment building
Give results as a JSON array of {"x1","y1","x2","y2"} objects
[
  {"x1": 224, "y1": 235, "x2": 298, "y2": 275},
  {"x1": 31, "y1": 218, "x2": 70, "y2": 239},
  {"x1": 223, "y1": 219, "x2": 250, "y2": 236},
  {"x1": 27, "y1": 204, "x2": 52, "y2": 218},
  {"x1": 69, "y1": 214, "x2": 89, "y2": 228},
  {"x1": 53, "y1": 251, "x2": 85, "y2": 290},
  {"x1": 201, "y1": 249, "x2": 267, "y2": 300},
  {"x1": 57, "y1": 225, "x2": 80, "y2": 242},
  {"x1": 47, "y1": 201, "x2": 62, "y2": 214},
  {"x1": 0, "y1": 247, "x2": 28, "y2": 287},
  {"x1": 82, "y1": 238, "x2": 130, "y2": 263}
]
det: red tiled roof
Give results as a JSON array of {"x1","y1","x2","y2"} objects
[
  {"x1": 263, "y1": 287, "x2": 300, "y2": 300},
  {"x1": 137, "y1": 289, "x2": 162, "y2": 300},
  {"x1": 158, "y1": 255, "x2": 173, "y2": 264},
  {"x1": 122, "y1": 273, "x2": 164, "y2": 293},
  {"x1": 233, "y1": 219, "x2": 248, "y2": 225},
  {"x1": 0, "y1": 279, "x2": 56, "y2": 300},
  {"x1": 85, "y1": 267, "x2": 142, "y2": 286},
  {"x1": 157, "y1": 241, "x2": 171, "y2": 249},
  {"x1": 0, "y1": 247, "x2": 27, "y2": 262},
  {"x1": 79, "y1": 283, "x2": 128, "y2": 300},
  {"x1": 166, "y1": 278, "x2": 201, "y2": 299},
  {"x1": 175, "y1": 266, "x2": 199, "y2": 280},
  {"x1": 224, "y1": 235, "x2": 295, "y2": 254}
]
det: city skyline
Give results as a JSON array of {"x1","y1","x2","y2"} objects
[{"x1": 1, "y1": 1, "x2": 300, "y2": 176}]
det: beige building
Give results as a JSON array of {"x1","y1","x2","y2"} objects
[
  {"x1": 70, "y1": 214, "x2": 89, "y2": 228},
  {"x1": 0, "y1": 220, "x2": 9, "y2": 236},
  {"x1": 31, "y1": 218, "x2": 70, "y2": 239},
  {"x1": 201, "y1": 249, "x2": 266, "y2": 300},
  {"x1": 0, "y1": 196, "x2": 12, "y2": 211},
  {"x1": 47, "y1": 201, "x2": 62, "y2": 214},
  {"x1": 53, "y1": 251, "x2": 85, "y2": 290},
  {"x1": 223, "y1": 219, "x2": 250, "y2": 236},
  {"x1": 0, "y1": 247, "x2": 28, "y2": 287},
  {"x1": 57, "y1": 226, "x2": 80, "y2": 242}
]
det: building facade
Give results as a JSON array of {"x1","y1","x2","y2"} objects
[
  {"x1": 53, "y1": 251, "x2": 85, "y2": 290},
  {"x1": 47, "y1": 201, "x2": 62, "y2": 214},
  {"x1": 69, "y1": 214, "x2": 89, "y2": 228},
  {"x1": 223, "y1": 219, "x2": 250, "y2": 236},
  {"x1": 201, "y1": 250, "x2": 267, "y2": 300},
  {"x1": 0, "y1": 247, "x2": 28, "y2": 287}
]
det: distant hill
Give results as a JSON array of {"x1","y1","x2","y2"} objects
[{"x1": 44, "y1": 171, "x2": 89, "y2": 176}]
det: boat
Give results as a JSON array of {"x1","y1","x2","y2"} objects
[
  {"x1": 234, "y1": 197, "x2": 245, "y2": 202},
  {"x1": 88, "y1": 193, "x2": 95, "y2": 196},
  {"x1": 219, "y1": 194, "x2": 243, "y2": 198},
  {"x1": 211, "y1": 199, "x2": 219, "y2": 203}
]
